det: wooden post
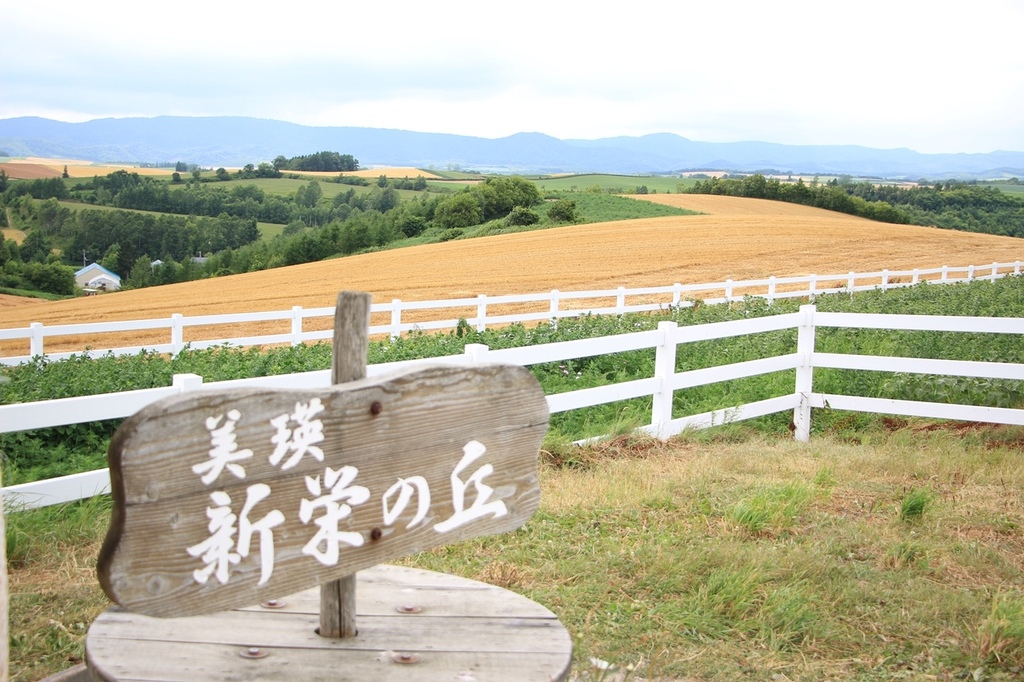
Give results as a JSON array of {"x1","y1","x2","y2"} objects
[
  {"x1": 320, "y1": 291, "x2": 370, "y2": 638},
  {"x1": 1, "y1": 466, "x2": 8, "y2": 682}
]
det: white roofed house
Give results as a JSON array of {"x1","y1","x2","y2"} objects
[{"x1": 75, "y1": 263, "x2": 122, "y2": 292}]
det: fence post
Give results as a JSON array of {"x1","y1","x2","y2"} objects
[
  {"x1": 808, "y1": 275, "x2": 817, "y2": 299},
  {"x1": 1016, "y1": 261, "x2": 1022, "y2": 276},
  {"x1": 672, "y1": 283, "x2": 682, "y2": 308},
  {"x1": 550, "y1": 290, "x2": 560, "y2": 327},
  {"x1": 169, "y1": 314, "x2": 184, "y2": 355},
  {"x1": 847, "y1": 272, "x2": 855, "y2": 297},
  {"x1": 390, "y1": 299, "x2": 402, "y2": 339},
  {"x1": 476, "y1": 294, "x2": 487, "y2": 332},
  {"x1": 912, "y1": 269, "x2": 920, "y2": 285},
  {"x1": 650, "y1": 321, "x2": 678, "y2": 441},
  {"x1": 291, "y1": 306, "x2": 303, "y2": 346},
  {"x1": 463, "y1": 343, "x2": 489, "y2": 364},
  {"x1": 767, "y1": 276, "x2": 776, "y2": 304},
  {"x1": 881, "y1": 269, "x2": 889, "y2": 292},
  {"x1": 29, "y1": 322, "x2": 44, "y2": 358},
  {"x1": 172, "y1": 373, "x2": 204, "y2": 392},
  {"x1": 968, "y1": 265, "x2": 975, "y2": 282},
  {"x1": 991, "y1": 262, "x2": 999, "y2": 282},
  {"x1": 792, "y1": 304, "x2": 815, "y2": 443}
]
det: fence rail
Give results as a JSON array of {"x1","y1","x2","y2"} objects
[
  {"x1": 4, "y1": 305, "x2": 1024, "y2": 510},
  {"x1": 2, "y1": 261, "x2": 1020, "y2": 365}
]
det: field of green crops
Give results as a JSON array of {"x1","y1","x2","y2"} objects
[{"x1": 4, "y1": 276, "x2": 1024, "y2": 487}]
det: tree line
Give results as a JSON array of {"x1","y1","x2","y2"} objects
[
  {"x1": 685, "y1": 175, "x2": 1024, "y2": 238},
  {"x1": 1, "y1": 171, "x2": 576, "y2": 295}
]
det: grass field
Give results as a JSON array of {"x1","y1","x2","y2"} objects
[
  {"x1": 988, "y1": 183, "x2": 1024, "y2": 196},
  {"x1": 8, "y1": 426, "x2": 1024, "y2": 681},
  {"x1": 535, "y1": 173, "x2": 689, "y2": 194},
  {"x1": 2, "y1": 194, "x2": 1022, "y2": 356}
]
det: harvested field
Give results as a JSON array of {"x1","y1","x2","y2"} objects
[
  {"x1": 0, "y1": 294, "x2": 43, "y2": 309},
  {"x1": 0, "y1": 157, "x2": 173, "y2": 179},
  {"x1": 1, "y1": 195, "x2": 1022, "y2": 356},
  {"x1": 2, "y1": 228, "x2": 26, "y2": 244}
]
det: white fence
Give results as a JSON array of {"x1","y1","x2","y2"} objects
[
  {"x1": 3, "y1": 304, "x2": 1024, "y2": 510},
  {"x1": 1, "y1": 261, "x2": 1020, "y2": 366}
]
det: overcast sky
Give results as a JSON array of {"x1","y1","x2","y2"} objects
[{"x1": 3, "y1": 0, "x2": 1022, "y2": 154}]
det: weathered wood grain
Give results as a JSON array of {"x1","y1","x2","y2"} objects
[
  {"x1": 86, "y1": 565, "x2": 573, "y2": 682},
  {"x1": 322, "y1": 291, "x2": 370, "y2": 639},
  {"x1": 1, "y1": 467, "x2": 8, "y2": 682},
  {"x1": 97, "y1": 364, "x2": 548, "y2": 618}
]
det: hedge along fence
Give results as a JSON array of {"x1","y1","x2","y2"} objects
[
  {"x1": 3, "y1": 304, "x2": 1024, "y2": 510},
  {"x1": 1, "y1": 261, "x2": 1020, "y2": 366}
]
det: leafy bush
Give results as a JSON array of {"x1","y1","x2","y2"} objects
[
  {"x1": 505, "y1": 206, "x2": 540, "y2": 226},
  {"x1": 547, "y1": 199, "x2": 579, "y2": 223}
]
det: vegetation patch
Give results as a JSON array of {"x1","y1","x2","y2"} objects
[{"x1": 8, "y1": 428, "x2": 1023, "y2": 681}]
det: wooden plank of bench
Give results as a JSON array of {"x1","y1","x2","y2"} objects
[{"x1": 86, "y1": 564, "x2": 573, "y2": 682}]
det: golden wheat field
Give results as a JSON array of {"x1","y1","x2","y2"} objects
[
  {"x1": 0, "y1": 157, "x2": 176, "y2": 180},
  {"x1": 2, "y1": 194, "x2": 1022, "y2": 356}
]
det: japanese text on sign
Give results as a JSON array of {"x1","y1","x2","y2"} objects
[{"x1": 187, "y1": 402, "x2": 508, "y2": 586}]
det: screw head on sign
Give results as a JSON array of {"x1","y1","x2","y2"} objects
[
  {"x1": 260, "y1": 599, "x2": 286, "y2": 609},
  {"x1": 391, "y1": 652, "x2": 421, "y2": 664},
  {"x1": 240, "y1": 647, "x2": 268, "y2": 659},
  {"x1": 396, "y1": 604, "x2": 422, "y2": 614}
]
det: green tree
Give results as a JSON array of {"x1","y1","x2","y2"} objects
[
  {"x1": 547, "y1": 199, "x2": 578, "y2": 223},
  {"x1": 19, "y1": 229, "x2": 51, "y2": 263},
  {"x1": 125, "y1": 255, "x2": 154, "y2": 289},
  {"x1": 21, "y1": 261, "x2": 75, "y2": 295},
  {"x1": 99, "y1": 243, "x2": 122, "y2": 274},
  {"x1": 215, "y1": 168, "x2": 231, "y2": 181},
  {"x1": 298, "y1": 180, "x2": 322, "y2": 208},
  {"x1": 505, "y1": 206, "x2": 539, "y2": 226},
  {"x1": 434, "y1": 192, "x2": 483, "y2": 229}
]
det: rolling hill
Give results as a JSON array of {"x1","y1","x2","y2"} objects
[{"x1": 2, "y1": 195, "x2": 1022, "y2": 357}]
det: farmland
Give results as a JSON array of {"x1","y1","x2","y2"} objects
[
  {"x1": 2, "y1": 194, "x2": 1022, "y2": 331},
  {"x1": 4, "y1": 188, "x2": 1024, "y2": 681}
]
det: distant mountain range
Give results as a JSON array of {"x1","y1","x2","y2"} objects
[{"x1": 1, "y1": 116, "x2": 1022, "y2": 180}]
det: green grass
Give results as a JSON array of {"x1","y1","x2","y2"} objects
[
  {"x1": 987, "y1": 183, "x2": 1024, "y2": 196},
  {"x1": 534, "y1": 173, "x2": 689, "y2": 194},
  {"x1": 9, "y1": 427, "x2": 1024, "y2": 681},
  {"x1": 0, "y1": 287, "x2": 74, "y2": 301}
]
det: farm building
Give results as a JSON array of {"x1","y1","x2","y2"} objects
[{"x1": 75, "y1": 263, "x2": 121, "y2": 292}]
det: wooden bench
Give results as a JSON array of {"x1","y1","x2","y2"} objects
[{"x1": 79, "y1": 292, "x2": 572, "y2": 681}]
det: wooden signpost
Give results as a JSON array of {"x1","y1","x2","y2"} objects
[
  {"x1": 84, "y1": 292, "x2": 571, "y2": 681},
  {"x1": 97, "y1": 292, "x2": 550, "y2": 622}
]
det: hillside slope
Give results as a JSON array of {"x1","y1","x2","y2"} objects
[{"x1": 2, "y1": 195, "x2": 1021, "y2": 338}]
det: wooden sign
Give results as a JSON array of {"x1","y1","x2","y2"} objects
[{"x1": 98, "y1": 363, "x2": 548, "y2": 618}]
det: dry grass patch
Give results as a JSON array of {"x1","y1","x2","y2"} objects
[
  {"x1": 7, "y1": 426, "x2": 1024, "y2": 681},
  {"x1": 2, "y1": 228, "x2": 27, "y2": 244}
]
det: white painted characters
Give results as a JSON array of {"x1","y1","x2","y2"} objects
[{"x1": 187, "y1": 404, "x2": 508, "y2": 587}]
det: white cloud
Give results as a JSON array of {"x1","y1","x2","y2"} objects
[{"x1": 2, "y1": 0, "x2": 1022, "y2": 153}]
